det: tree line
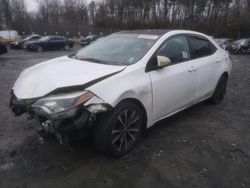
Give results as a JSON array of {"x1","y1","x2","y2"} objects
[{"x1": 0, "y1": 0, "x2": 250, "y2": 38}]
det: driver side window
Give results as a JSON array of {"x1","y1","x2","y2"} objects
[{"x1": 157, "y1": 35, "x2": 190, "y2": 64}]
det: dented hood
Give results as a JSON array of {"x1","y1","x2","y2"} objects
[{"x1": 13, "y1": 56, "x2": 126, "y2": 99}]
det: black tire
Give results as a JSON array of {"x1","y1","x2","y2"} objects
[
  {"x1": 64, "y1": 44, "x2": 70, "y2": 50},
  {"x1": 37, "y1": 46, "x2": 43, "y2": 52},
  {"x1": 240, "y1": 47, "x2": 247, "y2": 55},
  {"x1": 93, "y1": 101, "x2": 144, "y2": 157},
  {"x1": 208, "y1": 75, "x2": 228, "y2": 105}
]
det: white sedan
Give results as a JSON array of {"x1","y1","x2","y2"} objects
[{"x1": 10, "y1": 30, "x2": 232, "y2": 156}]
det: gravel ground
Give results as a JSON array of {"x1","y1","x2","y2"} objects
[{"x1": 0, "y1": 48, "x2": 250, "y2": 188}]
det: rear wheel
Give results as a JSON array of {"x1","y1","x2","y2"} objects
[
  {"x1": 37, "y1": 46, "x2": 43, "y2": 52},
  {"x1": 239, "y1": 47, "x2": 247, "y2": 55},
  {"x1": 208, "y1": 75, "x2": 228, "y2": 105},
  {"x1": 93, "y1": 101, "x2": 144, "y2": 157},
  {"x1": 64, "y1": 44, "x2": 70, "y2": 50}
]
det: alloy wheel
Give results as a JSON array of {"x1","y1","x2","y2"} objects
[
  {"x1": 111, "y1": 109, "x2": 141, "y2": 152},
  {"x1": 37, "y1": 46, "x2": 43, "y2": 52},
  {"x1": 64, "y1": 45, "x2": 70, "y2": 50}
]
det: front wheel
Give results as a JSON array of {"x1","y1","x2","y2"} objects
[
  {"x1": 93, "y1": 101, "x2": 144, "y2": 157},
  {"x1": 37, "y1": 46, "x2": 43, "y2": 52},
  {"x1": 64, "y1": 44, "x2": 70, "y2": 50},
  {"x1": 207, "y1": 75, "x2": 228, "y2": 105}
]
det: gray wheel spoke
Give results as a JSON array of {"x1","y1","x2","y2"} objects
[
  {"x1": 112, "y1": 132, "x2": 123, "y2": 144},
  {"x1": 118, "y1": 134, "x2": 126, "y2": 151},
  {"x1": 127, "y1": 131, "x2": 136, "y2": 141},
  {"x1": 118, "y1": 115, "x2": 126, "y2": 128},
  {"x1": 128, "y1": 128, "x2": 139, "y2": 133},
  {"x1": 112, "y1": 129, "x2": 124, "y2": 135},
  {"x1": 127, "y1": 116, "x2": 140, "y2": 128},
  {"x1": 128, "y1": 110, "x2": 136, "y2": 124}
]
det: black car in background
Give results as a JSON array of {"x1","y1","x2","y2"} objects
[
  {"x1": 0, "y1": 37, "x2": 8, "y2": 55},
  {"x1": 226, "y1": 38, "x2": 250, "y2": 54},
  {"x1": 214, "y1": 38, "x2": 233, "y2": 49},
  {"x1": 10, "y1": 34, "x2": 41, "y2": 49},
  {"x1": 80, "y1": 34, "x2": 99, "y2": 46},
  {"x1": 25, "y1": 35, "x2": 74, "y2": 51}
]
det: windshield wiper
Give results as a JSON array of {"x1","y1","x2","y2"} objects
[
  {"x1": 74, "y1": 56, "x2": 126, "y2": 66},
  {"x1": 68, "y1": 52, "x2": 78, "y2": 59},
  {"x1": 78, "y1": 57, "x2": 105, "y2": 63}
]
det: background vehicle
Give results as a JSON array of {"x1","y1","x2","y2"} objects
[
  {"x1": 0, "y1": 30, "x2": 20, "y2": 43},
  {"x1": 10, "y1": 34, "x2": 41, "y2": 49},
  {"x1": 0, "y1": 42, "x2": 8, "y2": 55},
  {"x1": 226, "y1": 38, "x2": 250, "y2": 54},
  {"x1": 80, "y1": 34, "x2": 99, "y2": 46},
  {"x1": 10, "y1": 30, "x2": 232, "y2": 156},
  {"x1": 25, "y1": 35, "x2": 74, "y2": 51},
  {"x1": 214, "y1": 38, "x2": 233, "y2": 49},
  {"x1": 0, "y1": 37, "x2": 8, "y2": 55}
]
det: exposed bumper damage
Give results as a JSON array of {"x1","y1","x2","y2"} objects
[{"x1": 9, "y1": 91, "x2": 112, "y2": 143}]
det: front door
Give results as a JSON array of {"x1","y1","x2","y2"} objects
[{"x1": 148, "y1": 35, "x2": 197, "y2": 121}]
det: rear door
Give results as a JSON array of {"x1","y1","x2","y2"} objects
[
  {"x1": 147, "y1": 35, "x2": 197, "y2": 121},
  {"x1": 56, "y1": 37, "x2": 66, "y2": 49},
  {"x1": 186, "y1": 34, "x2": 220, "y2": 101},
  {"x1": 49, "y1": 37, "x2": 65, "y2": 49},
  {"x1": 48, "y1": 37, "x2": 57, "y2": 49}
]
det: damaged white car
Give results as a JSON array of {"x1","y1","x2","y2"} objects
[{"x1": 10, "y1": 30, "x2": 232, "y2": 156}]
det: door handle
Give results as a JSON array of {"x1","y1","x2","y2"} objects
[
  {"x1": 188, "y1": 66, "x2": 197, "y2": 72},
  {"x1": 216, "y1": 59, "x2": 223, "y2": 63}
]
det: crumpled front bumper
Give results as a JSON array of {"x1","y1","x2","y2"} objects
[
  {"x1": 9, "y1": 92, "x2": 36, "y2": 116},
  {"x1": 9, "y1": 92, "x2": 93, "y2": 136}
]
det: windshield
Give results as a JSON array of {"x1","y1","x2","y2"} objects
[
  {"x1": 235, "y1": 39, "x2": 247, "y2": 45},
  {"x1": 39, "y1": 36, "x2": 50, "y2": 42},
  {"x1": 86, "y1": 35, "x2": 95, "y2": 39},
  {"x1": 23, "y1": 35, "x2": 35, "y2": 41},
  {"x1": 74, "y1": 34, "x2": 158, "y2": 65}
]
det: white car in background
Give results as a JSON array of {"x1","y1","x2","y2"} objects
[
  {"x1": 10, "y1": 30, "x2": 232, "y2": 156},
  {"x1": 0, "y1": 30, "x2": 20, "y2": 42}
]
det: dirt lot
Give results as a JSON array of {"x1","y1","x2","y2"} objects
[{"x1": 0, "y1": 48, "x2": 250, "y2": 188}]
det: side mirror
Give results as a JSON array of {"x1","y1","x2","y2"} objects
[{"x1": 157, "y1": 55, "x2": 171, "y2": 68}]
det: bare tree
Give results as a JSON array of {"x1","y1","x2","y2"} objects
[{"x1": 3, "y1": 0, "x2": 250, "y2": 38}]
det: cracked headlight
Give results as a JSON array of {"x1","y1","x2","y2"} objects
[{"x1": 32, "y1": 91, "x2": 94, "y2": 119}]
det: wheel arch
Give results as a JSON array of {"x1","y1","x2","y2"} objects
[
  {"x1": 116, "y1": 98, "x2": 148, "y2": 132},
  {"x1": 221, "y1": 71, "x2": 229, "y2": 80},
  {"x1": 208, "y1": 71, "x2": 229, "y2": 101},
  {"x1": 214, "y1": 71, "x2": 229, "y2": 90}
]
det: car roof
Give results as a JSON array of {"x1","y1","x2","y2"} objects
[
  {"x1": 44, "y1": 35, "x2": 65, "y2": 38},
  {"x1": 215, "y1": 38, "x2": 231, "y2": 40},
  {"x1": 117, "y1": 29, "x2": 172, "y2": 36},
  {"x1": 235, "y1": 38, "x2": 250, "y2": 41}
]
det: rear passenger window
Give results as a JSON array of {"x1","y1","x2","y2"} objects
[
  {"x1": 50, "y1": 37, "x2": 57, "y2": 41},
  {"x1": 51, "y1": 37, "x2": 65, "y2": 41},
  {"x1": 187, "y1": 35, "x2": 217, "y2": 59}
]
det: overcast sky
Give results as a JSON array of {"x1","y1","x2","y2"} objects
[
  {"x1": 24, "y1": 0, "x2": 38, "y2": 12},
  {"x1": 24, "y1": 0, "x2": 98, "y2": 12}
]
